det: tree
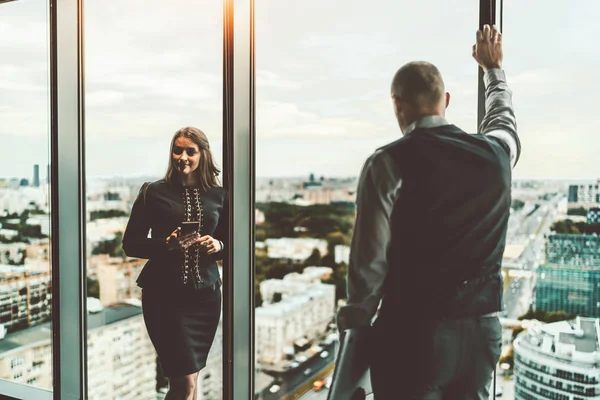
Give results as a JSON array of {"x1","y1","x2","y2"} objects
[
  {"x1": 304, "y1": 248, "x2": 322, "y2": 267},
  {"x1": 511, "y1": 199, "x2": 525, "y2": 211},
  {"x1": 567, "y1": 207, "x2": 588, "y2": 217},
  {"x1": 87, "y1": 277, "x2": 100, "y2": 298},
  {"x1": 512, "y1": 326, "x2": 525, "y2": 340},
  {"x1": 92, "y1": 232, "x2": 126, "y2": 259},
  {"x1": 272, "y1": 292, "x2": 283, "y2": 303}
]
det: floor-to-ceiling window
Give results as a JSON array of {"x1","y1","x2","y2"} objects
[
  {"x1": 84, "y1": 0, "x2": 224, "y2": 398},
  {"x1": 0, "y1": 0, "x2": 53, "y2": 396},
  {"x1": 254, "y1": 1, "x2": 479, "y2": 398}
]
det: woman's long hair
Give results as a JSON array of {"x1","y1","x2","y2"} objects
[{"x1": 164, "y1": 127, "x2": 221, "y2": 191}]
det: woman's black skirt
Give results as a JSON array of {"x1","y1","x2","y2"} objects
[{"x1": 142, "y1": 285, "x2": 221, "y2": 377}]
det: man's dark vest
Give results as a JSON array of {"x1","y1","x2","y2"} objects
[{"x1": 378, "y1": 124, "x2": 512, "y2": 320}]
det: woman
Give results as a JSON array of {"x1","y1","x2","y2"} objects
[{"x1": 122, "y1": 126, "x2": 227, "y2": 400}]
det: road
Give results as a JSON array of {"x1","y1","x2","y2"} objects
[
  {"x1": 260, "y1": 342, "x2": 337, "y2": 400},
  {"x1": 502, "y1": 195, "x2": 560, "y2": 319}
]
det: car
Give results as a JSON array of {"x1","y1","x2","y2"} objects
[
  {"x1": 269, "y1": 385, "x2": 281, "y2": 394},
  {"x1": 320, "y1": 350, "x2": 329, "y2": 358},
  {"x1": 313, "y1": 379, "x2": 325, "y2": 391},
  {"x1": 289, "y1": 361, "x2": 299, "y2": 369},
  {"x1": 296, "y1": 355, "x2": 307, "y2": 363},
  {"x1": 303, "y1": 368, "x2": 312, "y2": 376}
]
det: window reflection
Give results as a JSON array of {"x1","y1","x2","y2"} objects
[
  {"x1": 84, "y1": 0, "x2": 223, "y2": 398},
  {"x1": 0, "y1": 0, "x2": 53, "y2": 391}
]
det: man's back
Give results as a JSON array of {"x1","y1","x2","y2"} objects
[
  {"x1": 381, "y1": 125, "x2": 512, "y2": 318},
  {"x1": 336, "y1": 23, "x2": 518, "y2": 400}
]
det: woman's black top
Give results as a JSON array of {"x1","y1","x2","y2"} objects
[{"x1": 122, "y1": 179, "x2": 228, "y2": 291}]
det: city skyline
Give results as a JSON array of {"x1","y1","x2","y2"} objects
[{"x1": 2, "y1": 0, "x2": 600, "y2": 180}]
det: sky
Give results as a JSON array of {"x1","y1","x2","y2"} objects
[{"x1": 1, "y1": 0, "x2": 599, "y2": 181}]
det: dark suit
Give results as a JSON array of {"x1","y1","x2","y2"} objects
[{"x1": 338, "y1": 69, "x2": 520, "y2": 399}]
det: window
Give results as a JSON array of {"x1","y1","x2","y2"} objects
[
  {"x1": 84, "y1": 0, "x2": 224, "y2": 398},
  {"x1": 254, "y1": 0, "x2": 478, "y2": 397},
  {"x1": 0, "y1": 0, "x2": 53, "y2": 392}
]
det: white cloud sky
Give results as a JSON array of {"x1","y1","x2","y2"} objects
[{"x1": 1, "y1": 0, "x2": 599, "y2": 181}]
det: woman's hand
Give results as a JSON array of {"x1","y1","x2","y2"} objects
[
  {"x1": 198, "y1": 235, "x2": 223, "y2": 255},
  {"x1": 165, "y1": 228, "x2": 201, "y2": 251}
]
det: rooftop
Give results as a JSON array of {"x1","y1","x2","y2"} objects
[
  {"x1": 515, "y1": 317, "x2": 600, "y2": 366},
  {"x1": 0, "y1": 303, "x2": 143, "y2": 353}
]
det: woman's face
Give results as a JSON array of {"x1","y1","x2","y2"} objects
[{"x1": 172, "y1": 136, "x2": 201, "y2": 176}]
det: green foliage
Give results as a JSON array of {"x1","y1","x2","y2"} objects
[
  {"x1": 254, "y1": 202, "x2": 355, "y2": 307},
  {"x1": 92, "y1": 232, "x2": 126, "y2": 259},
  {"x1": 272, "y1": 292, "x2": 283, "y2": 303},
  {"x1": 511, "y1": 199, "x2": 525, "y2": 211},
  {"x1": 512, "y1": 326, "x2": 525, "y2": 340},
  {"x1": 518, "y1": 309, "x2": 576, "y2": 323},
  {"x1": 87, "y1": 277, "x2": 100, "y2": 298},
  {"x1": 90, "y1": 209, "x2": 129, "y2": 221},
  {"x1": 551, "y1": 220, "x2": 600, "y2": 235},
  {"x1": 255, "y1": 202, "x2": 354, "y2": 241},
  {"x1": 567, "y1": 207, "x2": 588, "y2": 217}
]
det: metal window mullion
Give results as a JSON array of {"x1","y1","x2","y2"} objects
[
  {"x1": 223, "y1": 0, "x2": 255, "y2": 399},
  {"x1": 50, "y1": 0, "x2": 87, "y2": 399},
  {"x1": 477, "y1": 0, "x2": 497, "y2": 128}
]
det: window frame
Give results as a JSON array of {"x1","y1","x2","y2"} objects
[{"x1": 0, "y1": 0, "x2": 498, "y2": 398}]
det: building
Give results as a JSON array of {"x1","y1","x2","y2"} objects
[
  {"x1": 0, "y1": 303, "x2": 157, "y2": 400},
  {"x1": 264, "y1": 238, "x2": 328, "y2": 264},
  {"x1": 535, "y1": 265, "x2": 600, "y2": 318},
  {"x1": 334, "y1": 244, "x2": 350, "y2": 265},
  {"x1": 32, "y1": 165, "x2": 40, "y2": 188},
  {"x1": 546, "y1": 234, "x2": 600, "y2": 268},
  {"x1": 95, "y1": 256, "x2": 145, "y2": 306},
  {"x1": 513, "y1": 317, "x2": 600, "y2": 399},
  {"x1": 197, "y1": 316, "x2": 223, "y2": 400},
  {"x1": 282, "y1": 266, "x2": 332, "y2": 283},
  {"x1": 588, "y1": 208, "x2": 600, "y2": 225},
  {"x1": 256, "y1": 278, "x2": 335, "y2": 364},
  {"x1": 568, "y1": 182, "x2": 600, "y2": 209},
  {"x1": 0, "y1": 271, "x2": 51, "y2": 333}
]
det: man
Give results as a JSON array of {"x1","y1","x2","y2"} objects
[{"x1": 336, "y1": 24, "x2": 520, "y2": 400}]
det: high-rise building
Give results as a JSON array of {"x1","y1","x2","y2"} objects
[
  {"x1": 546, "y1": 234, "x2": 600, "y2": 268},
  {"x1": 256, "y1": 278, "x2": 335, "y2": 364},
  {"x1": 95, "y1": 256, "x2": 145, "y2": 307},
  {"x1": 588, "y1": 208, "x2": 600, "y2": 225},
  {"x1": 568, "y1": 182, "x2": 600, "y2": 209},
  {"x1": 535, "y1": 265, "x2": 600, "y2": 318},
  {"x1": 0, "y1": 271, "x2": 52, "y2": 333},
  {"x1": 32, "y1": 165, "x2": 40, "y2": 188},
  {"x1": 513, "y1": 317, "x2": 600, "y2": 399},
  {"x1": 0, "y1": 304, "x2": 157, "y2": 399}
]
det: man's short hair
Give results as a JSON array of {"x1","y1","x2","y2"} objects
[{"x1": 391, "y1": 61, "x2": 445, "y2": 109}]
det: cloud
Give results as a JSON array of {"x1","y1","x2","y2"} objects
[
  {"x1": 257, "y1": 100, "x2": 390, "y2": 139},
  {"x1": 86, "y1": 90, "x2": 128, "y2": 107},
  {"x1": 257, "y1": 70, "x2": 302, "y2": 90}
]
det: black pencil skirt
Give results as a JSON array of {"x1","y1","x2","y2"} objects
[{"x1": 142, "y1": 285, "x2": 221, "y2": 378}]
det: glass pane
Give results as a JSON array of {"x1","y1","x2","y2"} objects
[
  {"x1": 0, "y1": 0, "x2": 53, "y2": 391},
  {"x1": 499, "y1": 2, "x2": 600, "y2": 399},
  {"x1": 84, "y1": 1, "x2": 224, "y2": 399},
  {"x1": 255, "y1": 1, "x2": 477, "y2": 399}
]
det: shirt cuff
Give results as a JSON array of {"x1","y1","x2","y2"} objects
[{"x1": 483, "y1": 68, "x2": 506, "y2": 88}]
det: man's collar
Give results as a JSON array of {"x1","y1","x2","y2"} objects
[{"x1": 404, "y1": 115, "x2": 449, "y2": 135}]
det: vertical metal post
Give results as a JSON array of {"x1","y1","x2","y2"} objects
[
  {"x1": 50, "y1": 0, "x2": 87, "y2": 398},
  {"x1": 478, "y1": 1, "x2": 500, "y2": 398},
  {"x1": 222, "y1": 0, "x2": 255, "y2": 398},
  {"x1": 477, "y1": 0, "x2": 497, "y2": 129}
]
